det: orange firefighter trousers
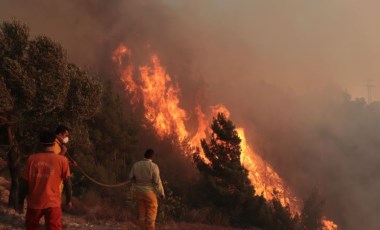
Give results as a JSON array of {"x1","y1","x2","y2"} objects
[
  {"x1": 136, "y1": 191, "x2": 158, "y2": 230},
  {"x1": 26, "y1": 207, "x2": 62, "y2": 230}
]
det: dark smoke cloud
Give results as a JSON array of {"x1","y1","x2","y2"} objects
[{"x1": 1, "y1": 1, "x2": 380, "y2": 229}]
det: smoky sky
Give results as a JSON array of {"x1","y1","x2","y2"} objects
[{"x1": 1, "y1": 1, "x2": 380, "y2": 229}]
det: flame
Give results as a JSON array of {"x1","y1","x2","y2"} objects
[
  {"x1": 113, "y1": 43, "x2": 337, "y2": 228},
  {"x1": 112, "y1": 44, "x2": 138, "y2": 104},
  {"x1": 207, "y1": 105, "x2": 297, "y2": 209},
  {"x1": 322, "y1": 217, "x2": 338, "y2": 230},
  {"x1": 189, "y1": 105, "x2": 207, "y2": 152},
  {"x1": 112, "y1": 44, "x2": 131, "y2": 66},
  {"x1": 237, "y1": 128, "x2": 296, "y2": 208},
  {"x1": 139, "y1": 54, "x2": 188, "y2": 141},
  {"x1": 113, "y1": 46, "x2": 188, "y2": 142}
]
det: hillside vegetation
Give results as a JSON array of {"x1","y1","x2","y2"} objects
[{"x1": 0, "y1": 20, "x2": 329, "y2": 230}]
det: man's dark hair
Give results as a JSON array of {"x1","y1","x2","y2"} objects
[
  {"x1": 55, "y1": 125, "x2": 70, "y2": 135},
  {"x1": 144, "y1": 149, "x2": 155, "y2": 159},
  {"x1": 39, "y1": 131, "x2": 56, "y2": 147}
]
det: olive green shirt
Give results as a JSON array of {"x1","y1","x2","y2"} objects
[{"x1": 129, "y1": 158, "x2": 165, "y2": 196}]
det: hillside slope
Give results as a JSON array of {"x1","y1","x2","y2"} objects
[{"x1": 0, "y1": 177, "x2": 254, "y2": 230}]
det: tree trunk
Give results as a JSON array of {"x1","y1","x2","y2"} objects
[{"x1": 6, "y1": 123, "x2": 20, "y2": 210}]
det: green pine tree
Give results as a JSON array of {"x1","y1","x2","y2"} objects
[
  {"x1": 192, "y1": 113, "x2": 302, "y2": 229},
  {"x1": 193, "y1": 112, "x2": 254, "y2": 223}
]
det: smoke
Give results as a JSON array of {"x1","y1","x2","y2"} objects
[{"x1": 2, "y1": 0, "x2": 380, "y2": 229}]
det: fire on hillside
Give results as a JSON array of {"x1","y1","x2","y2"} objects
[{"x1": 112, "y1": 43, "x2": 337, "y2": 230}]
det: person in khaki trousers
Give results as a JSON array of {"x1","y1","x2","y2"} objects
[{"x1": 129, "y1": 149, "x2": 165, "y2": 230}]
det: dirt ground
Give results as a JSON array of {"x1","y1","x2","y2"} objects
[{"x1": 0, "y1": 176, "x2": 253, "y2": 230}]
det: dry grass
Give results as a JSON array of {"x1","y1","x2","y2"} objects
[
  {"x1": 0, "y1": 177, "x2": 259, "y2": 230},
  {"x1": 0, "y1": 185, "x2": 24, "y2": 230},
  {"x1": 158, "y1": 222, "x2": 249, "y2": 230}
]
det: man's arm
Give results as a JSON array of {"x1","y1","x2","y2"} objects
[
  {"x1": 63, "y1": 178, "x2": 72, "y2": 208},
  {"x1": 152, "y1": 165, "x2": 165, "y2": 199},
  {"x1": 17, "y1": 178, "x2": 28, "y2": 213},
  {"x1": 62, "y1": 157, "x2": 72, "y2": 208},
  {"x1": 128, "y1": 164, "x2": 135, "y2": 182}
]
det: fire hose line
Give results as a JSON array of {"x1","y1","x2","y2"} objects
[{"x1": 66, "y1": 152, "x2": 131, "y2": 188}]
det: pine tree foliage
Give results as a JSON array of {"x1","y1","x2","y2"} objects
[
  {"x1": 194, "y1": 112, "x2": 254, "y2": 205},
  {"x1": 193, "y1": 113, "x2": 303, "y2": 229},
  {"x1": 193, "y1": 112, "x2": 255, "y2": 226}
]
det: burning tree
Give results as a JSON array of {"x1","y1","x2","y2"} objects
[
  {"x1": 192, "y1": 113, "x2": 302, "y2": 229},
  {"x1": 111, "y1": 39, "x2": 336, "y2": 230},
  {"x1": 193, "y1": 113, "x2": 255, "y2": 223},
  {"x1": 194, "y1": 112, "x2": 254, "y2": 197}
]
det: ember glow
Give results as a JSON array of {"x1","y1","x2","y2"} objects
[
  {"x1": 112, "y1": 43, "x2": 337, "y2": 229},
  {"x1": 322, "y1": 217, "x2": 338, "y2": 230}
]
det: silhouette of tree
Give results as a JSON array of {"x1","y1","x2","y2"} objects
[{"x1": 301, "y1": 189, "x2": 324, "y2": 230}]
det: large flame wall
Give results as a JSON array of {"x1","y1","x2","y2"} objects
[{"x1": 112, "y1": 44, "x2": 337, "y2": 230}]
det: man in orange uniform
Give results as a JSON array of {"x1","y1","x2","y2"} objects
[
  {"x1": 52, "y1": 125, "x2": 70, "y2": 194},
  {"x1": 129, "y1": 149, "x2": 165, "y2": 230},
  {"x1": 53, "y1": 125, "x2": 70, "y2": 155},
  {"x1": 18, "y1": 131, "x2": 72, "y2": 230}
]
